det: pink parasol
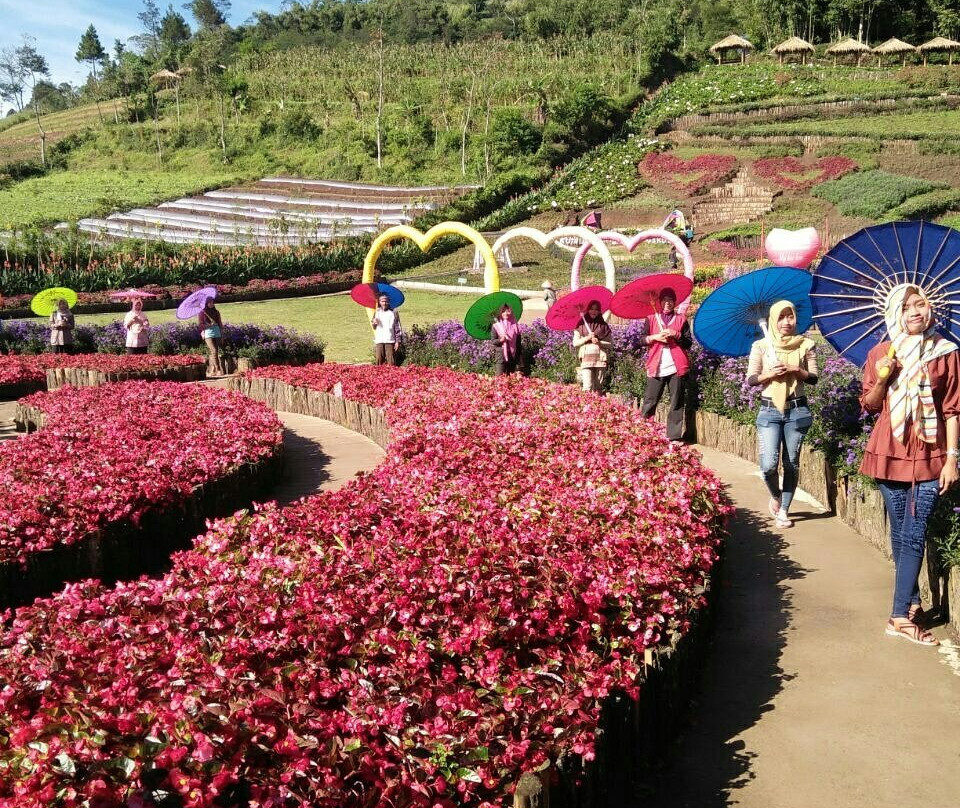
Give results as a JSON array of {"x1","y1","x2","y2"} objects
[
  {"x1": 109, "y1": 288, "x2": 158, "y2": 300},
  {"x1": 176, "y1": 286, "x2": 218, "y2": 320},
  {"x1": 545, "y1": 285, "x2": 613, "y2": 330},
  {"x1": 610, "y1": 274, "x2": 694, "y2": 320},
  {"x1": 581, "y1": 210, "x2": 601, "y2": 228}
]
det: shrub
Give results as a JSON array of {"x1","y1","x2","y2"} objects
[
  {"x1": 891, "y1": 189, "x2": 960, "y2": 220},
  {"x1": 812, "y1": 169, "x2": 946, "y2": 218}
]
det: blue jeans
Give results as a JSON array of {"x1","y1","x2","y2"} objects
[
  {"x1": 756, "y1": 403, "x2": 812, "y2": 511},
  {"x1": 877, "y1": 479, "x2": 940, "y2": 618}
]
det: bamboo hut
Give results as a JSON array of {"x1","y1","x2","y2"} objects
[
  {"x1": 826, "y1": 37, "x2": 871, "y2": 67},
  {"x1": 149, "y1": 69, "x2": 180, "y2": 86},
  {"x1": 872, "y1": 38, "x2": 916, "y2": 67},
  {"x1": 709, "y1": 34, "x2": 754, "y2": 65},
  {"x1": 918, "y1": 36, "x2": 960, "y2": 65},
  {"x1": 772, "y1": 36, "x2": 816, "y2": 65}
]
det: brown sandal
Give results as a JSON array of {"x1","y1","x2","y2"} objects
[{"x1": 885, "y1": 619, "x2": 938, "y2": 646}]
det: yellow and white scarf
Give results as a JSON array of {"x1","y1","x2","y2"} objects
[
  {"x1": 884, "y1": 283, "x2": 958, "y2": 445},
  {"x1": 764, "y1": 300, "x2": 815, "y2": 413}
]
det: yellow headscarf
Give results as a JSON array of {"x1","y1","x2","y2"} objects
[
  {"x1": 883, "y1": 283, "x2": 957, "y2": 444},
  {"x1": 764, "y1": 300, "x2": 814, "y2": 413}
]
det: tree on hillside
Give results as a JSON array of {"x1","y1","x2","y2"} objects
[
  {"x1": 189, "y1": 0, "x2": 231, "y2": 30},
  {"x1": 137, "y1": 0, "x2": 163, "y2": 58},
  {"x1": 159, "y1": 5, "x2": 192, "y2": 63},
  {"x1": 76, "y1": 25, "x2": 107, "y2": 123},
  {"x1": 185, "y1": 26, "x2": 233, "y2": 160},
  {"x1": 0, "y1": 47, "x2": 28, "y2": 112},
  {"x1": 17, "y1": 39, "x2": 51, "y2": 166}
]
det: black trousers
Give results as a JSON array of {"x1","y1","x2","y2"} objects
[{"x1": 641, "y1": 372, "x2": 687, "y2": 441}]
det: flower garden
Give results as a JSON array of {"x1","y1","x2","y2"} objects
[{"x1": 0, "y1": 362, "x2": 730, "y2": 806}]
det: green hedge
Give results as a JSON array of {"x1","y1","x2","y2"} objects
[
  {"x1": 812, "y1": 170, "x2": 946, "y2": 219},
  {"x1": 891, "y1": 189, "x2": 960, "y2": 220}
]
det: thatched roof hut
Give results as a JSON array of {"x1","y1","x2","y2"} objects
[
  {"x1": 918, "y1": 36, "x2": 960, "y2": 65},
  {"x1": 826, "y1": 37, "x2": 871, "y2": 66},
  {"x1": 149, "y1": 69, "x2": 180, "y2": 84},
  {"x1": 872, "y1": 37, "x2": 916, "y2": 67},
  {"x1": 709, "y1": 34, "x2": 754, "y2": 64},
  {"x1": 772, "y1": 36, "x2": 816, "y2": 65}
]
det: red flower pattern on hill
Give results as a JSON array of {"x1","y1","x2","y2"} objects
[
  {"x1": 751, "y1": 156, "x2": 857, "y2": 190},
  {"x1": 638, "y1": 152, "x2": 739, "y2": 194}
]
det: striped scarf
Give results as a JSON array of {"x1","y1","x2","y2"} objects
[{"x1": 884, "y1": 284, "x2": 958, "y2": 445}]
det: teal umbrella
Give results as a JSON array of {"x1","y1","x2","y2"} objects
[{"x1": 464, "y1": 291, "x2": 523, "y2": 339}]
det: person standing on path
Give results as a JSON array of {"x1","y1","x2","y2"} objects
[
  {"x1": 371, "y1": 294, "x2": 402, "y2": 366},
  {"x1": 860, "y1": 284, "x2": 960, "y2": 647},
  {"x1": 123, "y1": 299, "x2": 150, "y2": 355},
  {"x1": 49, "y1": 299, "x2": 75, "y2": 354},
  {"x1": 491, "y1": 304, "x2": 522, "y2": 376},
  {"x1": 641, "y1": 288, "x2": 692, "y2": 444},
  {"x1": 746, "y1": 300, "x2": 818, "y2": 528},
  {"x1": 198, "y1": 297, "x2": 225, "y2": 376},
  {"x1": 573, "y1": 300, "x2": 612, "y2": 393},
  {"x1": 542, "y1": 280, "x2": 557, "y2": 310}
]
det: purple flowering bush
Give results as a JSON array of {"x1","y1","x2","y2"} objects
[{"x1": 0, "y1": 320, "x2": 325, "y2": 365}]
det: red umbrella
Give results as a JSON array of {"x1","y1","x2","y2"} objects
[
  {"x1": 109, "y1": 288, "x2": 158, "y2": 299},
  {"x1": 610, "y1": 274, "x2": 694, "y2": 320},
  {"x1": 545, "y1": 285, "x2": 613, "y2": 330}
]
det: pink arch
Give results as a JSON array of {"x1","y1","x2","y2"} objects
[{"x1": 571, "y1": 229, "x2": 695, "y2": 312}]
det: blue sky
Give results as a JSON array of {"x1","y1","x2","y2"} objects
[{"x1": 0, "y1": 0, "x2": 281, "y2": 87}]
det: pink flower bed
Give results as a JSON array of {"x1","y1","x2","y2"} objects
[
  {"x1": 0, "y1": 381, "x2": 282, "y2": 566},
  {"x1": 638, "y1": 152, "x2": 738, "y2": 194},
  {"x1": 705, "y1": 239, "x2": 764, "y2": 262},
  {"x1": 751, "y1": 155, "x2": 857, "y2": 190},
  {"x1": 0, "y1": 353, "x2": 205, "y2": 389},
  {"x1": 0, "y1": 365, "x2": 730, "y2": 808}
]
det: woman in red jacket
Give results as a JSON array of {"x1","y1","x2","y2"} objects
[
  {"x1": 860, "y1": 283, "x2": 960, "y2": 647},
  {"x1": 641, "y1": 288, "x2": 692, "y2": 443}
]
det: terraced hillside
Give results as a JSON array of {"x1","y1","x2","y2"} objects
[{"x1": 71, "y1": 178, "x2": 476, "y2": 246}]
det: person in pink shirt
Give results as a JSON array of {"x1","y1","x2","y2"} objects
[
  {"x1": 491, "y1": 305, "x2": 522, "y2": 375},
  {"x1": 640, "y1": 288, "x2": 692, "y2": 443}
]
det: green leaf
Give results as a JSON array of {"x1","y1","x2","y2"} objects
[{"x1": 456, "y1": 767, "x2": 482, "y2": 783}]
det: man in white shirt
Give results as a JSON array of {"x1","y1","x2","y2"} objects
[{"x1": 371, "y1": 294, "x2": 402, "y2": 365}]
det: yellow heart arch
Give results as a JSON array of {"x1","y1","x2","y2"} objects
[{"x1": 362, "y1": 223, "x2": 501, "y2": 300}]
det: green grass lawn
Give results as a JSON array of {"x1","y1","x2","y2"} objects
[{"x1": 64, "y1": 290, "x2": 478, "y2": 363}]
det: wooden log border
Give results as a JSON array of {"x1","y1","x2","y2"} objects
[
  {"x1": 231, "y1": 375, "x2": 719, "y2": 808},
  {"x1": 44, "y1": 362, "x2": 207, "y2": 391},
  {"x1": 3, "y1": 405, "x2": 284, "y2": 611}
]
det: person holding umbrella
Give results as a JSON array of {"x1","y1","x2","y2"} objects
[
  {"x1": 123, "y1": 299, "x2": 151, "y2": 355},
  {"x1": 491, "y1": 304, "x2": 522, "y2": 375},
  {"x1": 746, "y1": 300, "x2": 818, "y2": 529},
  {"x1": 641, "y1": 288, "x2": 692, "y2": 444},
  {"x1": 860, "y1": 284, "x2": 960, "y2": 647},
  {"x1": 49, "y1": 298, "x2": 75, "y2": 354},
  {"x1": 573, "y1": 300, "x2": 612, "y2": 393},
  {"x1": 371, "y1": 293, "x2": 403, "y2": 366},
  {"x1": 198, "y1": 297, "x2": 225, "y2": 376}
]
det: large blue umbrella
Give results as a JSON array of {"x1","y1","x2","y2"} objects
[
  {"x1": 812, "y1": 221, "x2": 960, "y2": 367},
  {"x1": 693, "y1": 267, "x2": 813, "y2": 357}
]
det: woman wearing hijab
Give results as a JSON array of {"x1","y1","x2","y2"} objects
[
  {"x1": 746, "y1": 300, "x2": 818, "y2": 528},
  {"x1": 123, "y1": 299, "x2": 150, "y2": 355},
  {"x1": 572, "y1": 300, "x2": 612, "y2": 393},
  {"x1": 49, "y1": 298, "x2": 75, "y2": 354},
  {"x1": 491, "y1": 304, "x2": 522, "y2": 376},
  {"x1": 860, "y1": 284, "x2": 960, "y2": 647}
]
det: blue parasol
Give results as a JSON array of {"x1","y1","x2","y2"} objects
[
  {"x1": 693, "y1": 267, "x2": 813, "y2": 357},
  {"x1": 812, "y1": 221, "x2": 960, "y2": 367}
]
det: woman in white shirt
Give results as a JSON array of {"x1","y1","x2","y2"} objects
[
  {"x1": 371, "y1": 294, "x2": 403, "y2": 365},
  {"x1": 123, "y1": 299, "x2": 150, "y2": 354}
]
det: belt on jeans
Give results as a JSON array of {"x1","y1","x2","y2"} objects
[{"x1": 761, "y1": 396, "x2": 808, "y2": 410}]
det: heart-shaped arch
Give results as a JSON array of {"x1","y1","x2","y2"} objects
[
  {"x1": 571, "y1": 229, "x2": 695, "y2": 311},
  {"x1": 491, "y1": 226, "x2": 617, "y2": 292},
  {"x1": 363, "y1": 223, "x2": 501, "y2": 296}
]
